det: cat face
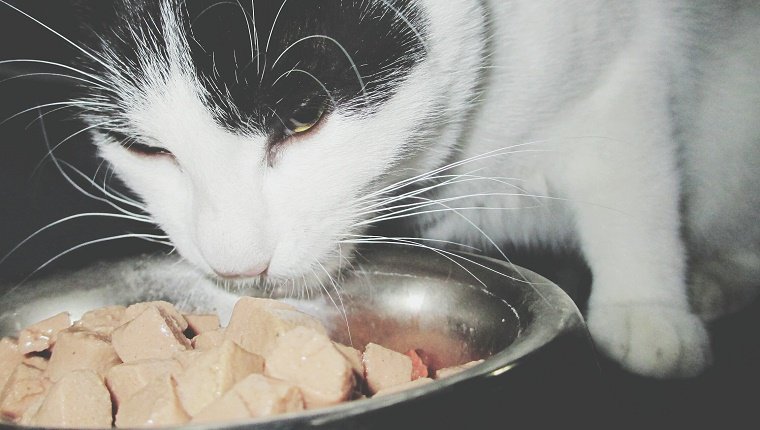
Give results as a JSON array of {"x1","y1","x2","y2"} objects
[{"x1": 76, "y1": 0, "x2": 445, "y2": 281}]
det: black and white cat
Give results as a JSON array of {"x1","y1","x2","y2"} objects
[{"x1": 5, "y1": 0, "x2": 760, "y2": 378}]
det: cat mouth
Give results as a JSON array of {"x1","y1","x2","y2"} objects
[
  {"x1": 212, "y1": 266, "x2": 269, "y2": 281},
  {"x1": 203, "y1": 255, "x2": 271, "y2": 280}
]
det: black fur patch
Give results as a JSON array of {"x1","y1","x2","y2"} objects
[{"x1": 76, "y1": 0, "x2": 427, "y2": 142}]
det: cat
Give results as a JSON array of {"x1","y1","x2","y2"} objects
[{"x1": 4, "y1": 0, "x2": 760, "y2": 378}]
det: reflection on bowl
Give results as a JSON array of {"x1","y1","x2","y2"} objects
[{"x1": 0, "y1": 245, "x2": 602, "y2": 429}]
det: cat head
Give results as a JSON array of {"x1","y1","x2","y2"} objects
[{"x1": 74, "y1": 0, "x2": 481, "y2": 282}]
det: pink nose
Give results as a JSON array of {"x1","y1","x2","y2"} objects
[{"x1": 213, "y1": 264, "x2": 269, "y2": 279}]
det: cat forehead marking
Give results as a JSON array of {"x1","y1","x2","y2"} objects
[{"x1": 84, "y1": 0, "x2": 428, "y2": 137}]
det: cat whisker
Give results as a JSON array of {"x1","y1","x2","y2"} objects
[
  {"x1": 373, "y1": 0, "x2": 427, "y2": 52},
  {"x1": 368, "y1": 176, "x2": 625, "y2": 221},
  {"x1": 264, "y1": 106, "x2": 290, "y2": 132},
  {"x1": 359, "y1": 205, "x2": 543, "y2": 226},
  {"x1": 23, "y1": 105, "x2": 84, "y2": 130},
  {"x1": 1, "y1": 100, "x2": 113, "y2": 128},
  {"x1": 0, "y1": 1, "x2": 116, "y2": 76},
  {"x1": 10, "y1": 232, "x2": 173, "y2": 292},
  {"x1": 190, "y1": 1, "x2": 239, "y2": 25},
  {"x1": 314, "y1": 260, "x2": 352, "y2": 347},
  {"x1": 136, "y1": 235, "x2": 174, "y2": 247},
  {"x1": 272, "y1": 35, "x2": 367, "y2": 103},
  {"x1": 270, "y1": 64, "x2": 298, "y2": 87},
  {"x1": 357, "y1": 142, "x2": 555, "y2": 202},
  {"x1": 209, "y1": 0, "x2": 264, "y2": 79},
  {"x1": 98, "y1": 176, "x2": 144, "y2": 210},
  {"x1": 32, "y1": 119, "x2": 118, "y2": 177},
  {"x1": 265, "y1": 0, "x2": 291, "y2": 56},
  {"x1": 356, "y1": 171, "x2": 528, "y2": 213},
  {"x1": 425, "y1": 199, "x2": 535, "y2": 289},
  {"x1": 88, "y1": 157, "x2": 143, "y2": 206},
  {"x1": 342, "y1": 237, "x2": 551, "y2": 301},
  {"x1": 354, "y1": 166, "x2": 552, "y2": 303},
  {"x1": 371, "y1": 149, "x2": 545, "y2": 199},
  {"x1": 38, "y1": 114, "x2": 150, "y2": 219},
  {"x1": 0, "y1": 72, "x2": 107, "y2": 90},
  {"x1": 354, "y1": 201, "x2": 527, "y2": 288},
  {"x1": 355, "y1": 172, "x2": 489, "y2": 208},
  {"x1": 229, "y1": 0, "x2": 257, "y2": 74},
  {"x1": 249, "y1": 0, "x2": 261, "y2": 74},
  {"x1": 355, "y1": 190, "x2": 558, "y2": 224},
  {"x1": 57, "y1": 159, "x2": 148, "y2": 213},
  {"x1": 0, "y1": 212, "x2": 154, "y2": 267},
  {"x1": 340, "y1": 236, "x2": 491, "y2": 289},
  {"x1": 272, "y1": 68, "x2": 336, "y2": 107},
  {"x1": 0, "y1": 59, "x2": 109, "y2": 88},
  {"x1": 336, "y1": 242, "x2": 357, "y2": 280},
  {"x1": 101, "y1": 180, "x2": 141, "y2": 209},
  {"x1": 343, "y1": 234, "x2": 482, "y2": 252}
]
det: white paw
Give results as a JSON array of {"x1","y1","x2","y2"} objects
[{"x1": 586, "y1": 303, "x2": 713, "y2": 378}]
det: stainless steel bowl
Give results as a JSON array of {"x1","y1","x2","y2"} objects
[{"x1": 0, "y1": 245, "x2": 601, "y2": 429}]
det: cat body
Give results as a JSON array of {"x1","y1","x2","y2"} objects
[
  {"x1": 435, "y1": 1, "x2": 760, "y2": 377},
  {"x1": 13, "y1": 0, "x2": 759, "y2": 377}
]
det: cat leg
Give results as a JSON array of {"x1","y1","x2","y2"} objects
[{"x1": 564, "y1": 162, "x2": 712, "y2": 377}]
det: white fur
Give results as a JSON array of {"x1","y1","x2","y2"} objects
[{"x1": 93, "y1": 0, "x2": 760, "y2": 378}]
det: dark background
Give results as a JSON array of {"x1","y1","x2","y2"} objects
[{"x1": 1, "y1": 2, "x2": 758, "y2": 428}]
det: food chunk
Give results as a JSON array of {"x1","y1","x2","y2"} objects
[
  {"x1": 17, "y1": 312, "x2": 71, "y2": 354},
  {"x1": 193, "y1": 374, "x2": 304, "y2": 423},
  {"x1": 115, "y1": 375, "x2": 189, "y2": 428},
  {"x1": 106, "y1": 359, "x2": 184, "y2": 407},
  {"x1": 225, "y1": 297, "x2": 327, "y2": 356},
  {"x1": 0, "y1": 338, "x2": 23, "y2": 393},
  {"x1": 233, "y1": 374, "x2": 304, "y2": 417},
  {"x1": 74, "y1": 306, "x2": 126, "y2": 335},
  {"x1": 434, "y1": 359, "x2": 484, "y2": 379},
  {"x1": 174, "y1": 340, "x2": 264, "y2": 416},
  {"x1": 44, "y1": 328, "x2": 121, "y2": 382},
  {"x1": 111, "y1": 305, "x2": 190, "y2": 363},
  {"x1": 28, "y1": 370, "x2": 112, "y2": 429},
  {"x1": 173, "y1": 350, "x2": 204, "y2": 370},
  {"x1": 406, "y1": 349, "x2": 429, "y2": 380},
  {"x1": 373, "y1": 377, "x2": 434, "y2": 397},
  {"x1": 363, "y1": 343, "x2": 412, "y2": 395},
  {"x1": 265, "y1": 327, "x2": 354, "y2": 408},
  {"x1": 334, "y1": 342, "x2": 364, "y2": 376},
  {"x1": 184, "y1": 314, "x2": 220, "y2": 335},
  {"x1": 122, "y1": 301, "x2": 188, "y2": 331},
  {"x1": 191, "y1": 328, "x2": 225, "y2": 351},
  {"x1": 189, "y1": 388, "x2": 251, "y2": 424},
  {"x1": 0, "y1": 363, "x2": 49, "y2": 421},
  {"x1": 21, "y1": 356, "x2": 48, "y2": 371}
]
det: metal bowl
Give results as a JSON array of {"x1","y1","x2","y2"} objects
[{"x1": 0, "y1": 245, "x2": 601, "y2": 429}]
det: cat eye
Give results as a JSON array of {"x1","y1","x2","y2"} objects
[
  {"x1": 108, "y1": 131, "x2": 174, "y2": 158},
  {"x1": 122, "y1": 142, "x2": 174, "y2": 157},
  {"x1": 284, "y1": 101, "x2": 327, "y2": 136}
]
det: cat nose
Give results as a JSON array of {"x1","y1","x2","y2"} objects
[{"x1": 213, "y1": 264, "x2": 269, "y2": 279}]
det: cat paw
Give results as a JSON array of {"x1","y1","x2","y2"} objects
[
  {"x1": 586, "y1": 303, "x2": 712, "y2": 378},
  {"x1": 689, "y1": 271, "x2": 731, "y2": 322},
  {"x1": 689, "y1": 261, "x2": 760, "y2": 322}
]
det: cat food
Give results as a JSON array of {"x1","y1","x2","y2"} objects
[
  {"x1": 16, "y1": 312, "x2": 71, "y2": 355},
  {"x1": 0, "y1": 297, "x2": 483, "y2": 428}
]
